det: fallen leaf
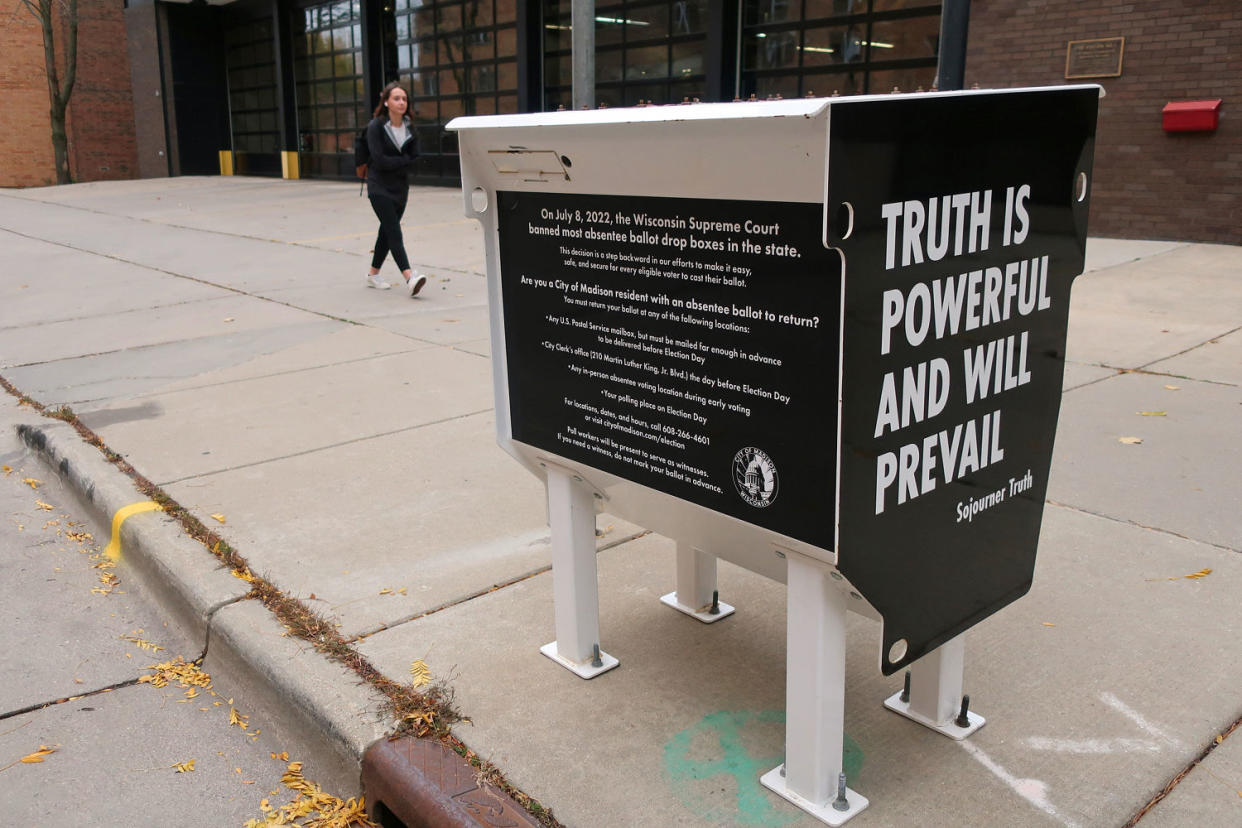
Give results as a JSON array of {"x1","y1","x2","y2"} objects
[
  {"x1": 22, "y1": 478, "x2": 41, "y2": 490},
  {"x1": 1, "y1": 465, "x2": 11, "y2": 475},
  {"x1": 229, "y1": 706, "x2": 249, "y2": 730},
  {"x1": 1138, "y1": 411, "x2": 1167, "y2": 417},
  {"x1": 271, "y1": 751, "x2": 290, "y2": 761},
  {"x1": 20, "y1": 746, "x2": 57, "y2": 764},
  {"x1": 1042, "y1": 622, "x2": 1056, "y2": 627},
  {"x1": 173, "y1": 760, "x2": 196, "y2": 773},
  {"x1": 223, "y1": 317, "x2": 235, "y2": 323},
  {"x1": 210, "y1": 513, "x2": 227, "y2": 524},
  {"x1": 379, "y1": 588, "x2": 392, "y2": 595},
  {"x1": 1164, "y1": 385, "x2": 1180, "y2": 391},
  {"x1": 34, "y1": 501, "x2": 54, "y2": 511},
  {"x1": 1119, "y1": 436, "x2": 1143, "y2": 445},
  {"x1": 1217, "y1": 734, "x2": 1225, "y2": 745},
  {"x1": 1184, "y1": 568, "x2": 1212, "y2": 580},
  {"x1": 410, "y1": 659, "x2": 432, "y2": 688},
  {"x1": 231, "y1": 568, "x2": 256, "y2": 583}
]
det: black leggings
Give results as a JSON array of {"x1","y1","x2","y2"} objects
[{"x1": 369, "y1": 194, "x2": 410, "y2": 272}]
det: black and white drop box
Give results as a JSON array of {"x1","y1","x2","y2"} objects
[{"x1": 448, "y1": 85, "x2": 1099, "y2": 824}]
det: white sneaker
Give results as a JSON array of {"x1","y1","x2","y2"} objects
[
  {"x1": 407, "y1": 272, "x2": 427, "y2": 297},
  {"x1": 366, "y1": 272, "x2": 391, "y2": 290}
]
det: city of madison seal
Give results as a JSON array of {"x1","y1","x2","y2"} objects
[{"x1": 733, "y1": 447, "x2": 778, "y2": 508}]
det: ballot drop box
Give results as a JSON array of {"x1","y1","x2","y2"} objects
[{"x1": 448, "y1": 85, "x2": 1098, "y2": 824}]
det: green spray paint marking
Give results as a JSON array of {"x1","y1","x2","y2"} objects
[{"x1": 663, "y1": 710, "x2": 863, "y2": 826}]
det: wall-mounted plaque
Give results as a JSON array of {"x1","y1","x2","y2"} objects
[{"x1": 1065, "y1": 37, "x2": 1124, "y2": 79}]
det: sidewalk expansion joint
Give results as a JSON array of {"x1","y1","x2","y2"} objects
[
  {"x1": 1124, "y1": 709, "x2": 1242, "y2": 826},
  {"x1": 349, "y1": 529, "x2": 649, "y2": 643},
  {"x1": 156, "y1": 407, "x2": 495, "y2": 487},
  {"x1": 0, "y1": 677, "x2": 146, "y2": 723},
  {"x1": 1135, "y1": 322, "x2": 1242, "y2": 379},
  {"x1": 0, "y1": 226, "x2": 355, "y2": 327},
  {"x1": 1046, "y1": 499, "x2": 1239, "y2": 554}
]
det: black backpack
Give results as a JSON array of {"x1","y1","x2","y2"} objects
[{"x1": 353, "y1": 126, "x2": 369, "y2": 194}]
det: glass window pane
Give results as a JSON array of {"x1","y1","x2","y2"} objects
[
  {"x1": 596, "y1": 49, "x2": 623, "y2": 83},
  {"x1": 544, "y1": 15, "x2": 571, "y2": 51},
  {"x1": 744, "y1": 0, "x2": 797, "y2": 26},
  {"x1": 471, "y1": 63, "x2": 497, "y2": 92},
  {"x1": 438, "y1": 3, "x2": 462, "y2": 33},
  {"x1": 743, "y1": 30, "x2": 799, "y2": 71},
  {"x1": 671, "y1": 42, "x2": 702, "y2": 79},
  {"x1": 468, "y1": 30, "x2": 493, "y2": 61},
  {"x1": 869, "y1": 16, "x2": 939, "y2": 61},
  {"x1": 627, "y1": 4, "x2": 669, "y2": 42},
  {"x1": 545, "y1": 54, "x2": 571, "y2": 87},
  {"x1": 804, "y1": 0, "x2": 864, "y2": 18},
  {"x1": 498, "y1": 93, "x2": 518, "y2": 113},
  {"x1": 439, "y1": 35, "x2": 465, "y2": 64},
  {"x1": 496, "y1": 59, "x2": 517, "y2": 90},
  {"x1": 496, "y1": 26, "x2": 516, "y2": 58},
  {"x1": 626, "y1": 44, "x2": 669, "y2": 80},
  {"x1": 413, "y1": 8, "x2": 435, "y2": 37},
  {"x1": 396, "y1": 15, "x2": 410, "y2": 40},
  {"x1": 671, "y1": 0, "x2": 707, "y2": 35},
  {"x1": 595, "y1": 12, "x2": 624, "y2": 47},
  {"x1": 463, "y1": 0, "x2": 494, "y2": 27},
  {"x1": 803, "y1": 25, "x2": 862, "y2": 66}
]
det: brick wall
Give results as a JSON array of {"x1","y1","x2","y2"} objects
[
  {"x1": 0, "y1": 0, "x2": 138, "y2": 188},
  {"x1": 967, "y1": 0, "x2": 1241, "y2": 244}
]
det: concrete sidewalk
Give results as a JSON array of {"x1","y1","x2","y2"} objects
[{"x1": 1, "y1": 176, "x2": 1240, "y2": 827}]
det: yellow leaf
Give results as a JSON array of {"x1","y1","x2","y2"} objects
[
  {"x1": 397, "y1": 587, "x2": 408, "y2": 595},
  {"x1": 1217, "y1": 734, "x2": 1225, "y2": 745},
  {"x1": 35, "y1": 500, "x2": 54, "y2": 511},
  {"x1": 1119, "y1": 436, "x2": 1143, "y2": 445},
  {"x1": 211, "y1": 513, "x2": 227, "y2": 524},
  {"x1": 1184, "y1": 568, "x2": 1213, "y2": 580},
  {"x1": 1042, "y1": 622, "x2": 1056, "y2": 627},
  {"x1": 231, "y1": 568, "x2": 256, "y2": 583},
  {"x1": 410, "y1": 659, "x2": 432, "y2": 688},
  {"x1": 1138, "y1": 411, "x2": 1167, "y2": 417},
  {"x1": 1164, "y1": 385, "x2": 1181, "y2": 391},
  {"x1": 20, "y1": 746, "x2": 57, "y2": 764},
  {"x1": 379, "y1": 588, "x2": 392, "y2": 595},
  {"x1": 173, "y1": 759, "x2": 196, "y2": 773},
  {"x1": 230, "y1": 706, "x2": 249, "y2": 729},
  {"x1": 1, "y1": 465, "x2": 11, "y2": 475},
  {"x1": 22, "y1": 478, "x2": 41, "y2": 489}
]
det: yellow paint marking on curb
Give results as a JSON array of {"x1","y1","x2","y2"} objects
[{"x1": 105, "y1": 501, "x2": 163, "y2": 561}]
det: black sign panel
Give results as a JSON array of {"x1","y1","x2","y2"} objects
[
  {"x1": 497, "y1": 193, "x2": 840, "y2": 548},
  {"x1": 829, "y1": 89, "x2": 1098, "y2": 674}
]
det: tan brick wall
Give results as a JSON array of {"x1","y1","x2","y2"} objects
[
  {"x1": 0, "y1": 0, "x2": 138, "y2": 188},
  {"x1": 967, "y1": 0, "x2": 1241, "y2": 244},
  {"x1": 0, "y1": 14, "x2": 58, "y2": 187}
]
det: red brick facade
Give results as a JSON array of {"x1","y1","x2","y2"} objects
[
  {"x1": 967, "y1": 0, "x2": 1241, "y2": 244},
  {"x1": 0, "y1": 0, "x2": 138, "y2": 188}
]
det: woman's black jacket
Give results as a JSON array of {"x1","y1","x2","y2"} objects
[{"x1": 365, "y1": 116, "x2": 416, "y2": 201}]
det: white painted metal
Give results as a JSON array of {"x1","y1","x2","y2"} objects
[
  {"x1": 882, "y1": 635, "x2": 985, "y2": 739},
  {"x1": 659, "y1": 541, "x2": 736, "y2": 623},
  {"x1": 761, "y1": 553, "x2": 868, "y2": 824},
  {"x1": 540, "y1": 466, "x2": 618, "y2": 678}
]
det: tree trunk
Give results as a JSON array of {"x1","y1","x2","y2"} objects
[{"x1": 28, "y1": 0, "x2": 79, "y2": 184}]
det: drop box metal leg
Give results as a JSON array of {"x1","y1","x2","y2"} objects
[
  {"x1": 761, "y1": 554, "x2": 868, "y2": 824},
  {"x1": 883, "y1": 634, "x2": 984, "y2": 738},
  {"x1": 539, "y1": 467, "x2": 618, "y2": 678},
  {"x1": 660, "y1": 541, "x2": 735, "y2": 623}
]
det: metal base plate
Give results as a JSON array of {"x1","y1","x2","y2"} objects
[
  {"x1": 883, "y1": 691, "x2": 986, "y2": 740},
  {"x1": 659, "y1": 592, "x2": 736, "y2": 623},
  {"x1": 540, "y1": 642, "x2": 618, "y2": 679},
  {"x1": 760, "y1": 766, "x2": 868, "y2": 826}
]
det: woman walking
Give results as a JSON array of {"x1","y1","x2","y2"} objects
[{"x1": 364, "y1": 81, "x2": 427, "y2": 296}]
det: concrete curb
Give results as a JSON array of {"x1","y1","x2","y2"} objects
[
  {"x1": 14, "y1": 421, "x2": 384, "y2": 786},
  {"x1": 16, "y1": 420, "x2": 248, "y2": 638},
  {"x1": 16, "y1": 418, "x2": 538, "y2": 826}
]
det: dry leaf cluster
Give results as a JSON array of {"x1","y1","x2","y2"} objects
[{"x1": 243, "y1": 762, "x2": 376, "y2": 827}]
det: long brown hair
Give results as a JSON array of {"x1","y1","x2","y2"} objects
[{"x1": 373, "y1": 81, "x2": 410, "y2": 119}]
